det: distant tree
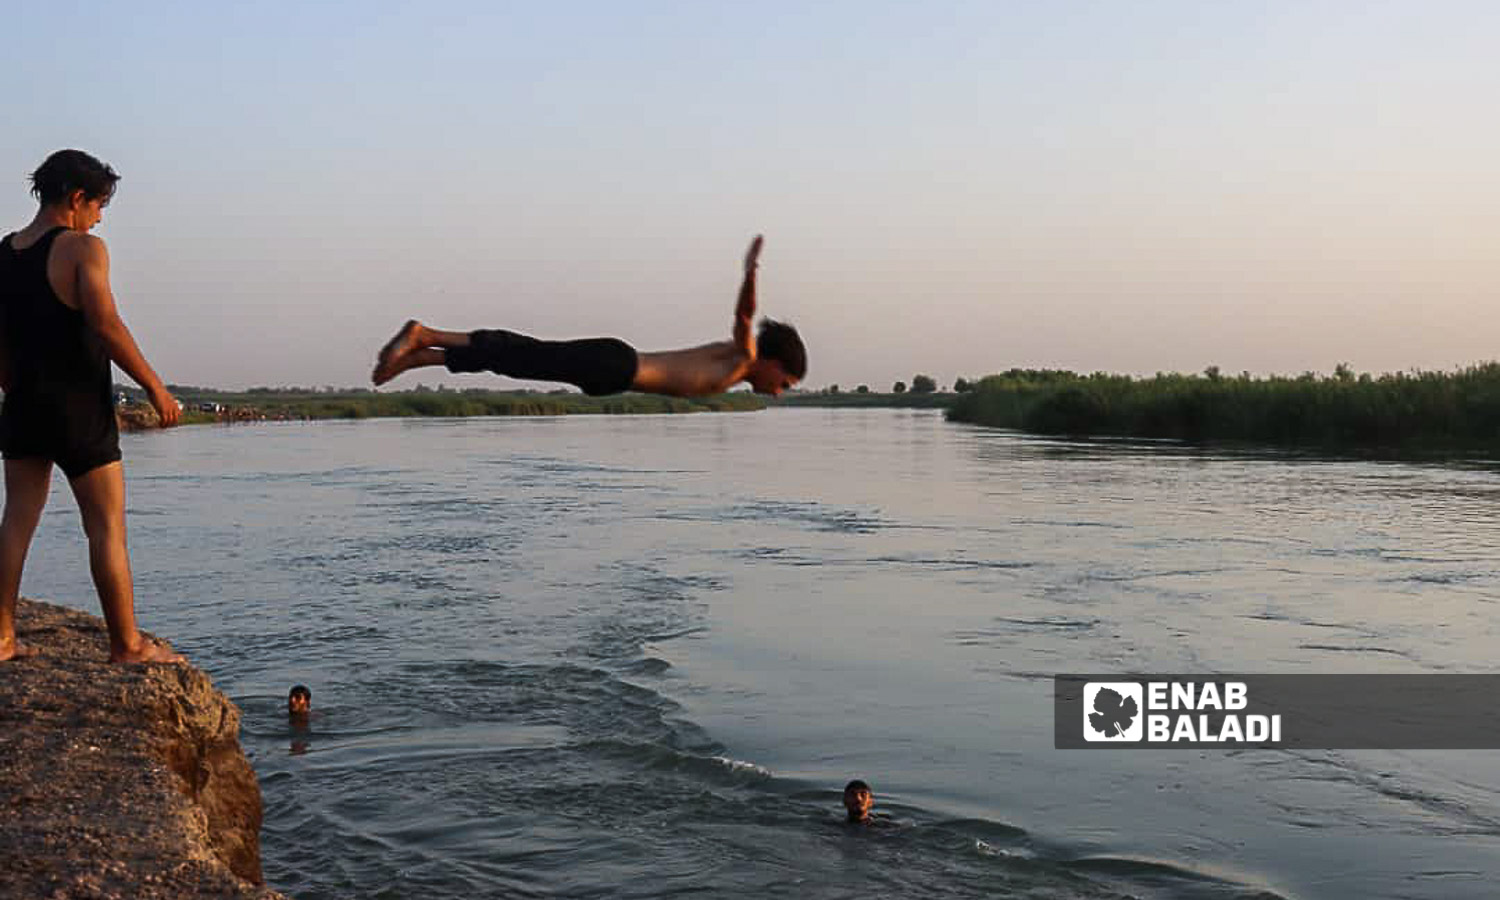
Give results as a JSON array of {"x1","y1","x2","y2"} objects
[
  {"x1": 856, "y1": 384, "x2": 870, "y2": 394},
  {"x1": 1334, "y1": 362, "x2": 1354, "y2": 383},
  {"x1": 954, "y1": 377, "x2": 973, "y2": 393},
  {"x1": 893, "y1": 381, "x2": 907, "y2": 394},
  {"x1": 911, "y1": 374, "x2": 937, "y2": 394},
  {"x1": 828, "y1": 384, "x2": 840, "y2": 394},
  {"x1": 1203, "y1": 366, "x2": 1221, "y2": 382}
]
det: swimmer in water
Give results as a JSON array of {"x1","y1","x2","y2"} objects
[
  {"x1": 288, "y1": 684, "x2": 311, "y2": 722},
  {"x1": 371, "y1": 235, "x2": 806, "y2": 398},
  {"x1": 844, "y1": 779, "x2": 874, "y2": 825}
]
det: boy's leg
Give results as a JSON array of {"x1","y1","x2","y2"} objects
[
  {"x1": 0, "y1": 458, "x2": 52, "y2": 661},
  {"x1": 443, "y1": 330, "x2": 639, "y2": 396},
  {"x1": 67, "y1": 462, "x2": 182, "y2": 664},
  {"x1": 374, "y1": 321, "x2": 636, "y2": 395},
  {"x1": 373, "y1": 320, "x2": 470, "y2": 385},
  {"x1": 374, "y1": 347, "x2": 445, "y2": 384}
]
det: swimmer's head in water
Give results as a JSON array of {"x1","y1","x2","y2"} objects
[
  {"x1": 843, "y1": 779, "x2": 873, "y2": 823},
  {"x1": 750, "y1": 319, "x2": 805, "y2": 396},
  {"x1": 288, "y1": 684, "x2": 311, "y2": 716}
]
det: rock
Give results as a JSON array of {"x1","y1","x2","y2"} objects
[
  {"x1": 0, "y1": 599, "x2": 288, "y2": 899},
  {"x1": 116, "y1": 405, "x2": 161, "y2": 431}
]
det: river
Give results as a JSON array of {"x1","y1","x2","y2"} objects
[{"x1": 23, "y1": 408, "x2": 1500, "y2": 898}]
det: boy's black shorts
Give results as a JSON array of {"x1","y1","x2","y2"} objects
[
  {"x1": 444, "y1": 329, "x2": 639, "y2": 397},
  {"x1": 0, "y1": 388, "x2": 121, "y2": 479}
]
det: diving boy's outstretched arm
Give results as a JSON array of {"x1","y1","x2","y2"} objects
[{"x1": 733, "y1": 234, "x2": 763, "y2": 355}]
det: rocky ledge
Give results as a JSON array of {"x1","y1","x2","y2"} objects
[{"x1": 0, "y1": 598, "x2": 287, "y2": 899}]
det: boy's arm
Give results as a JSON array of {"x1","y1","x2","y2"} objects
[
  {"x1": 73, "y1": 235, "x2": 181, "y2": 426},
  {"x1": 732, "y1": 235, "x2": 763, "y2": 355}
]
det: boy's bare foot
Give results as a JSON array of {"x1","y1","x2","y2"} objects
[
  {"x1": 112, "y1": 637, "x2": 185, "y2": 665},
  {"x1": 373, "y1": 320, "x2": 426, "y2": 385},
  {"x1": 0, "y1": 638, "x2": 39, "y2": 662}
]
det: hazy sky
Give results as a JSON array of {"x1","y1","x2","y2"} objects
[{"x1": 5, "y1": 2, "x2": 1496, "y2": 390}]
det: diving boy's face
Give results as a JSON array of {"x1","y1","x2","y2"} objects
[
  {"x1": 749, "y1": 360, "x2": 798, "y2": 396},
  {"x1": 843, "y1": 787, "x2": 873, "y2": 821},
  {"x1": 289, "y1": 693, "x2": 310, "y2": 716}
]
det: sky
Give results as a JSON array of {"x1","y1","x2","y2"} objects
[{"x1": 5, "y1": 1, "x2": 1497, "y2": 391}]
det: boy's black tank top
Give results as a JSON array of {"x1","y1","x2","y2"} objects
[{"x1": 0, "y1": 226, "x2": 112, "y2": 404}]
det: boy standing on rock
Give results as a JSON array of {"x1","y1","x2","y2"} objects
[{"x1": 0, "y1": 150, "x2": 182, "y2": 663}]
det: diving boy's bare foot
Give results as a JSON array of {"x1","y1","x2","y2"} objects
[
  {"x1": 0, "y1": 638, "x2": 38, "y2": 662},
  {"x1": 374, "y1": 320, "x2": 426, "y2": 385},
  {"x1": 112, "y1": 637, "x2": 185, "y2": 665}
]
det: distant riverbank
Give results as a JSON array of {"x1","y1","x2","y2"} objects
[
  {"x1": 115, "y1": 386, "x2": 764, "y2": 428},
  {"x1": 111, "y1": 362, "x2": 1500, "y2": 454},
  {"x1": 775, "y1": 391, "x2": 955, "y2": 409},
  {"x1": 946, "y1": 364, "x2": 1500, "y2": 453}
]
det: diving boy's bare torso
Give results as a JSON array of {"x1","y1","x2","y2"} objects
[{"x1": 632, "y1": 341, "x2": 752, "y2": 397}]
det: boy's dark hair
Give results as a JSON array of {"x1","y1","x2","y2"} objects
[
  {"x1": 757, "y1": 319, "x2": 806, "y2": 380},
  {"x1": 30, "y1": 149, "x2": 120, "y2": 206},
  {"x1": 289, "y1": 685, "x2": 311, "y2": 701},
  {"x1": 844, "y1": 779, "x2": 870, "y2": 794}
]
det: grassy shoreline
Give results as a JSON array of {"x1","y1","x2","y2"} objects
[
  {"x1": 111, "y1": 362, "x2": 1500, "y2": 454},
  {"x1": 946, "y1": 364, "x2": 1500, "y2": 452},
  {"x1": 116, "y1": 386, "x2": 764, "y2": 428},
  {"x1": 774, "y1": 391, "x2": 955, "y2": 409}
]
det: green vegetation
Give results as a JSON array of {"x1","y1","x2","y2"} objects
[
  {"x1": 946, "y1": 364, "x2": 1500, "y2": 451},
  {"x1": 119, "y1": 384, "x2": 764, "y2": 424},
  {"x1": 777, "y1": 390, "x2": 954, "y2": 409}
]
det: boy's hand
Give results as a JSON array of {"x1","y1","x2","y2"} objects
[
  {"x1": 744, "y1": 234, "x2": 763, "y2": 273},
  {"x1": 149, "y1": 387, "x2": 182, "y2": 427},
  {"x1": 733, "y1": 235, "x2": 762, "y2": 353}
]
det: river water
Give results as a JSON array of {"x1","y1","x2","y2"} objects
[{"x1": 20, "y1": 408, "x2": 1500, "y2": 899}]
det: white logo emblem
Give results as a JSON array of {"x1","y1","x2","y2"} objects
[{"x1": 1084, "y1": 682, "x2": 1143, "y2": 741}]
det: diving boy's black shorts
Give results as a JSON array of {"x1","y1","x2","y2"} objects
[{"x1": 444, "y1": 329, "x2": 639, "y2": 397}]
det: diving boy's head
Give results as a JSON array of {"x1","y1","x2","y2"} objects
[
  {"x1": 31, "y1": 149, "x2": 119, "y2": 232},
  {"x1": 748, "y1": 319, "x2": 806, "y2": 396}
]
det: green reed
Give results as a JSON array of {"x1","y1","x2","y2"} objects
[{"x1": 946, "y1": 363, "x2": 1500, "y2": 450}]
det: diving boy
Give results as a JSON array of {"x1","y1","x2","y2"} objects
[{"x1": 372, "y1": 236, "x2": 805, "y2": 397}]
